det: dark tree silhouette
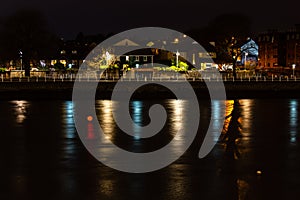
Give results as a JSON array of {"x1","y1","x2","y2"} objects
[
  {"x1": 186, "y1": 13, "x2": 252, "y2": 78},
  {"x1": 210, "y1": 14, "x2": 252, "y2": 79},
  {"x1": 0, "y1": 9, "x2": 59, "y2": 76},
  {"x1": 221, "y1": 99, "x2": 243, "y2": 160}
]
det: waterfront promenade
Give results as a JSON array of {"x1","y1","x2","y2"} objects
[{"x1": 1, "y1": 77, "x2": 300, "y2": 100}]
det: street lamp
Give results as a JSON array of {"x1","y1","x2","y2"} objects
[
  {"x1": 176, "y1": 50, "x2": 180, "y2": 67},
  {"x1": 105, "y1": 51, "x2": 111, "y2": 66},
  {"x1": 292, "y1": 64, "x2": 296, "y2": 77},
  {"x1": 19, "y1": 50, "x2": 23, "y2": 71},
  {"x1": 244, "y1": 52, "x2": 248, "y2": 69},
  {"x1": 294, "y1": 43, "x2": 298, "y2": 65}
]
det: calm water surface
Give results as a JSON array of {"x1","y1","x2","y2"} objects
[{"x1": 0, "y1": 99, "x2": 300, "y2": 199}]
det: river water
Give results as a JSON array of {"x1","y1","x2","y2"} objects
[{"x1": 0, "y1": 99, "x2": 300, "y2": 199}]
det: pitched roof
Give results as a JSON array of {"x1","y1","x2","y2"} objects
[{"x1": 113, "y1": 39, "x2": 139, "y2": 47}]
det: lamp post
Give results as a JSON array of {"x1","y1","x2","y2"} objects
[
  {"x1": 292, "y1": 64, "x2": 296, "y2": 77},
  {"x1": 19, "y1": 50, "x2": 23, "y2": 71},
  {"x1": 176, "y1": 50, "x2": 180, "y2": 67},
  {"x1": 244, "y1": 52, "x2": 248, "y2": 69},
  {"x1": 105, "y1": 51, "x2": 111, "y2": 66},
  {"x1": 294, "y1": 43, "x2": 298, "y2": 65}
]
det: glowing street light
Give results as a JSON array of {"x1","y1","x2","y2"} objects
[
  {"x1": 244, "y1": 52, "x2": 248, "y2": 69},
  {"x1": 294, "y1": 43, "x2": 298, "y2": 65},
  {"x1": 105, "y1": 51, "x2": 111, "y2": 66},
  {"x1": 19, "y1": 50, "x2": 23, "y2": 71},
  {"x1": 292, "y1": 64, "x2": 296, "y2": 77},
  {"x1": 176, "y1": 50, "x2": 180, "y2": 67}
]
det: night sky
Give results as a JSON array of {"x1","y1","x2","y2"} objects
[{"x1": 1, "y1": 0, "x2": 300, "y2": 39}]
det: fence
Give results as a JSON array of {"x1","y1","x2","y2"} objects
[{"x1": 1, "y1": 73, "x2": 300, "y2": 83}]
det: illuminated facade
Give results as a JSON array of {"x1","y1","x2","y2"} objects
[
  {"x1": 240, "y1": 39, "x2": 259, "y2": 69},
  {"x1": 257, "y1": 25, "x2": 300, "y2": 68}
]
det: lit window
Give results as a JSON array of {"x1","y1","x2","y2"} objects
[
  {"x1": 60, "y1": 60, "x2": 67, "y2": 66},
  {"x1": 51, "y1": 60, "x2": 57, "y2": 65},
  {"x1": 60, "y1": 50, "x2": 66, "y2": 54},
  {"x1": 72, "y1": 50, "x2": 77, "y2": 54}
]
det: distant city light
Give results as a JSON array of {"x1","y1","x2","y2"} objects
[{"x1": 256, "y1": 170, "x2": 262, "y2": 175}]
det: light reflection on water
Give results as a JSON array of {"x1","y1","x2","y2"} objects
[
  {"x1": 2, "y1": 99, "x2": 300, "y2": 199},
  {"x1": 239, "y1": 99, "x2": 254, "y2": 139},
  {"x1": 130, "y1": 101, "x2": 143, "y2": 140},
  {"x1": 289, "y1": 99, "x2": 298, "y2": 144},
  {"x1": 94, "y1": 99, "x2": 187, "y2": 154},
  {"x1": 95, "y1": 100, "x2": 116, "y2": 143},
  {"x1": 74, "y1": 99, "x2": 256, "y2": 199},
  {"x1": 62, "y1": 101, "x2": 76, "y2": 139},
  {"x1": 10, "y1": 100, "x2": 30, "y2": 124},
  {"x1": 211, "y1": 100, "x2": 227, "y2": 143},
  {"x1": 237, "y1": 99, "x2": 255, "y2": 157}
]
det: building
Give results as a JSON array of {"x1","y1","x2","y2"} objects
[
  {"x1": 257, "y1": 25, "x2": 300, "y2": 70},
  {"x1": 241, "y1": 39, "x2": 259, "y2": 70}
]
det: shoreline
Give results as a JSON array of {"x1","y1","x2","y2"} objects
[{"x1": 1, "y1": 81, "x2": 300, "y2": 100}]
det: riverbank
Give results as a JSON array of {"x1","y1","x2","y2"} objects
[{"x1": 1, "y1": 81, "x2": 300, "y2": 100}]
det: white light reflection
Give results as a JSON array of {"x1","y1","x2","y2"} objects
[
  {"x1": 11, "y1": 100, "x2": 29, "y2": 124},
  {"x1": 96, "y1": 100, "x2": 116, "y2": 144},
  {"x1": 211, "y1": 100, "x2": 227, "y2": 143},
  {"x1": 62, "y1": 101, "x2": 76, "y2": 139},
  {"x1": 61, "y1": 101, "x2": 77, "y2": 160},
  {"x1": 239, "y1": 99, "x2": 254, "y2": 139},
  {"x1": 289, "y1": 99, "x2": 298, "y2": 143},
  {"x1": 131, "y1": 101, "x2": 143, "y2": 140},
  {"x1": 168, "y1": 100, "x2": 187, "y2": 157},
  {"x1": 169, "y1": 100, "x2": 183, "y2": 140}
]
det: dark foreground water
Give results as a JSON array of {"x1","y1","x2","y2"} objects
[{"x1": 0, "y1": 99, "x2": 300, "y2": 199}]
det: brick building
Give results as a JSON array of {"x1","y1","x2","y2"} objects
[{"x1": 257, "y1": 25, "x2": 300, "y2": 70}]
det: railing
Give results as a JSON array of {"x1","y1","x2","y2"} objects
[{"x1": 1, "y1": 73, "x2": 300, "y2": 82}]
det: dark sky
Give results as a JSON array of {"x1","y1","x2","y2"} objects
[{"x1": 1, "y1": 0, "x2": 300, "y2": 39}]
